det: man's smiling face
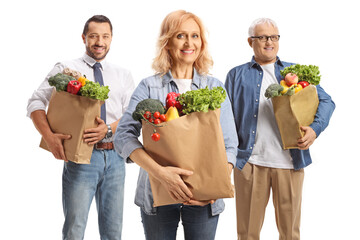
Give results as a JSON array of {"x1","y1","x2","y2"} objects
[
  {"x1": 248, "y1": 23, "x2": 279, "y2": 65},
  {"x1": 82, "y1": 22, "x2": 112, "y2": 61}
]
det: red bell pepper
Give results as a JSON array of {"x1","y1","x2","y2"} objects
[
  {"x1": 67, "y1": 80, "x2": 82, "y2": 95},
  {"x1": 166, "y1": 92, "x2": 182, "y2": 110}
]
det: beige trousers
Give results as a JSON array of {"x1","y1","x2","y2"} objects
[{"x1": 234, "y1": 163, "x2": 304, "y2": 240}]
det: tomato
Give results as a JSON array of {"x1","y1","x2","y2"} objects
[
  {"x1": 151, "y1": 132, "x2": 160, "y2": 141},
  {"x1": 159, "y1": 114, "x2": 166, "y2": 122},
  {"x1": 144, "y1": 111, "x2": 151, "y2": 119},
  {"x1": 148, "y1": 118, "x2": 154, "y2": 123},
  {"x1": 154, "y1": 119, "x2": 162, "y2": 125},
  {"x1": 298, "y1": 81, "x2": 309, "y2": 89},
  {"x1": 153, "y1": 111, "x2": 160, "y2": 119}
]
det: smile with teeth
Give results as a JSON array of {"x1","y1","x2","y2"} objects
[
  {"x1": 94, "y1": 46, "x2": 105, "y2": 53},
  {"x1": 181, "y1": 49, "x2": 194, "y2": 54}
]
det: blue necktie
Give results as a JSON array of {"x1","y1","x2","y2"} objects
[{"x1": 93, "y1": 62, "x2": 106, "y2": 123}]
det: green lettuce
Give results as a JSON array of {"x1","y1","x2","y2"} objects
[
  {"x1": 280, "y1": 64, "x2": 321, "y2": 85},
  {"x1": 79, "y1": 81, "x2": 110, "y2": 101},
  {"x1": 178, "y1": 86, "x2": 226, "y2": 115}
]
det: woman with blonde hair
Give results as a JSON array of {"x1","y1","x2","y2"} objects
[{"x1": 114, "y1": 10, "x2": 238, "y2": 240}]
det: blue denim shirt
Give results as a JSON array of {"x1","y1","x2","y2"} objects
[
  {"x1": 225, "y1": 57, "x2": 335, "y2": 170},
  {"x1": 114, "y1": 69, "x2": 238, "y2": 215}
]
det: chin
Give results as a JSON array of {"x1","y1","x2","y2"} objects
[{"x1": 87, "y1": 48, "x2": 109, "y2": 61}]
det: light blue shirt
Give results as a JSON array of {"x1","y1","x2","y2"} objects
[{"x1": 114, "y1": 69, "x2": 238, "y2": 215}]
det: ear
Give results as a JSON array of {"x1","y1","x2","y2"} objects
[
  {"x1": 248, "y1": 37, "x2": 253, "y2": 48},
  {"x1": 82, "y1": 34, "x2": 86, "y2": 44}
]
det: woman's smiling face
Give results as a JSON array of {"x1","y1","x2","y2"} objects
[{"x1": 166, "y1": 18, "x2": 202, "y2": 67}]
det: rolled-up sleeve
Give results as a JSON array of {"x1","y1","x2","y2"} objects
[
  {"x1": 114, "y1": 80, "x2": 150, "y2": 162},
  {"x1": 26, "y1": 63, "x2": 64, "y2": 117},
  {"x1": 310, "y1": 84, "x2": 335, "y2": 137}
]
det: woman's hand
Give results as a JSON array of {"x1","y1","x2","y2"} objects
[
  {"x1": 157, "y1": 166, "x2": 194, "y2": 202},
  {"x1": 183, "y1": 199, "x2": 215, "y2": 206}
]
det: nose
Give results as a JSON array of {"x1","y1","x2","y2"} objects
[
  {"x1": 184, "y1": 36, "x2": 191, "y2": 47},
  {"x1": 265, "y1": 38, "x2": 272, "y2": 45},
  {"x1": 96, "y1": 36, "x2": 104, "y2": 46}
]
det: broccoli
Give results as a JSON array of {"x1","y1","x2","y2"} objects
[
  {"x1": 265, "y1": 84, "x2": 284, "y2": 99},
  {"x1": 283, "y1": 85, "x2": 295, "y2": 96},
  {"x1": 132, "y1": 99, "x2": 165, "y2": 121},
  {"x1": 48, "y1": 73, "x2": 76, "y2": 91}
]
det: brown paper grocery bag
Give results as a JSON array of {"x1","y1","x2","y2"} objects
[
  {"x1": 40, "y1": 89, "x2": 103, "y2": 164},
  {"x1": 142, "y1": 109, "x2": 234, "y2": 207},
  {"x1": 271, "y1": 85, "x2": 319, "y2": 149}
]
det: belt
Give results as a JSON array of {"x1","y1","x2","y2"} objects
[{"x1": 94, "y1": 142, "x2": 114, "y2": 150}]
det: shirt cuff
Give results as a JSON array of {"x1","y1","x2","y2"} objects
[
  {"x1": 26, "y1": 102, "x2": 47, "y2": 118},
  {"x1": 226, "y1": 151, "x2": 237, "y2": 168},
  {"x1": 309, "y1": 122, "x2": 322, "y2": 138}
]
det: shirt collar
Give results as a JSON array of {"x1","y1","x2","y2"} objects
[
  {"x1": 249, "y1": 56, "x2": 284, "y2": 69},
  {"x1": 82, "y1": 53, "x2": 107, "y2": 70},
  {"x1": 161, "y1": 68, "x2": 204, "y2": 88}
]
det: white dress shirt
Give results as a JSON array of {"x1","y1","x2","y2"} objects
[{"x1": 27, "y1": 53, "x2": 135, "y2": 126}]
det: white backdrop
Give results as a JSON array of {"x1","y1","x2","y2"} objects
[{"x1": 1, "y1": 0, "x2": 359, "y2": 239}]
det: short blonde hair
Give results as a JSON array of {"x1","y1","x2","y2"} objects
[{"x1": 152, "y1": 10, "x2": 213, "y2": 76}]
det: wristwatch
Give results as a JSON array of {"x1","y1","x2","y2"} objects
[{"x1": 105, "y1": 124, "x2": 113, "y2": 139}]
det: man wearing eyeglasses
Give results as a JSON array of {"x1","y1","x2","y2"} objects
[{"x1": 225, "y1": 18, "x2": 335, "y2": 240}]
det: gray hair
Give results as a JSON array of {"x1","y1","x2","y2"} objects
[{"x1": 248, "y1": 18, "x2": 278, "y2": 37}]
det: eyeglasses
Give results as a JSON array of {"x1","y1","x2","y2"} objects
[{"x1": 250, "y1": 35, "x2": 280, "y2": 42}]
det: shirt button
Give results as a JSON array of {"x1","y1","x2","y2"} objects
[
  {"x1": 252, "y1": 131, "x2": 255, "y2": 134},
  {"x1": 250, "y1": 146, "x2": 253, "y2": 149},
  {"x1": 259, "y1": 72, "x2": 262, "y2": 75},
  {"x1": 255, "y1": 99, "x2": 259, "y2": 102},
  {"x1": 257, "y1": 84, "x2": 260, "y2": 87},
  {"x1": 254, "y1": 115, "x2": 257, "y2": 118}
]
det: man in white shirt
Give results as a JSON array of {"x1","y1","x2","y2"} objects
[{"x1": 27, "y1": 15, "x2": 135, "y2": 239}]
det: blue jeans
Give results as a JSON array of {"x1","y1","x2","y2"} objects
[
  {"x1": 62, "y1": 149, "x2": 125, "y2": 240},
  {"x1": 141, "y1": 204, "x2": 219, "y2": 240}
]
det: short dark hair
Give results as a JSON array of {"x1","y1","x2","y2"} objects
[{"x1": 82, "y1": 15, "x2": 113, "y2": 36}]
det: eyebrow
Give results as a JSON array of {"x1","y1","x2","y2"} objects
[
  {"x1": 175, "y1": 31, "x2": 200, "y2": 34},
  {"x1": 88, "y1": 33, "x2": 111, "y2": 36}
]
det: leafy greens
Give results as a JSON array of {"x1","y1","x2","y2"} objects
[
  {"x1": 79, "y1": 81, "x2": 110, "y2": 101},
  {"x1": 280, "y1": 64, "x2": 321, "y2": 85},
  {"x1": 178, "y1": 86, "x2": 226, "y2": 115}
]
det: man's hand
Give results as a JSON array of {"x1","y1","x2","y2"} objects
[
  {"x1": 31, "y1": 110, "x2": 71, "y2": 162},
  {"x1": 43, "y1": 133, "x2": 71, "y2": 162},
  {"x1": 83, "y1": 117, "x2": 107, "y2": 145},
  {"x1": 297, "y1": 126, "x2": 317, "y2": 150}
]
